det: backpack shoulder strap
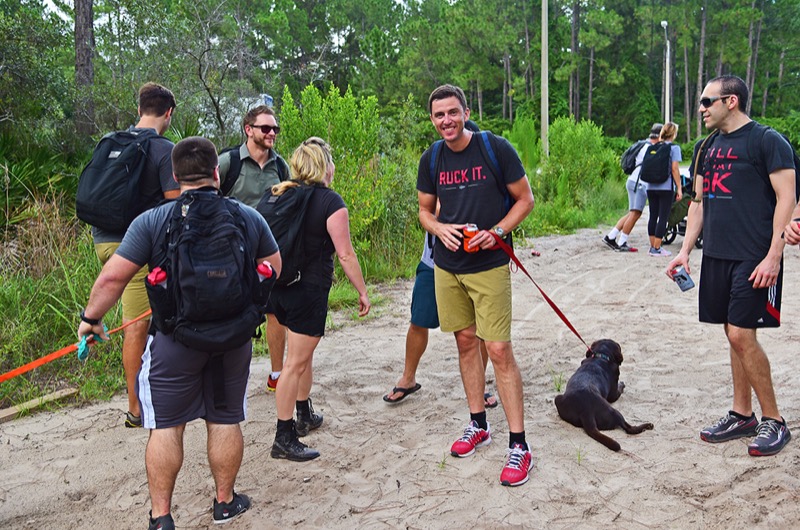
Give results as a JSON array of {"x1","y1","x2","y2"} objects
[
  {"x1": 429, "y1": 140, "x2": 444, "y2": 189},
  {"x1": 690, "y1": 130, "x2": 719, "y2": 200},
  {"x1": 220, "y1": 146, "x2": 243, "y2": 196},
  {"x1": 476, "y1": 131, "x2": 512, "y2": 211}
]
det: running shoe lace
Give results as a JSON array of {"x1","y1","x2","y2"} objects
[
  {"x1": 505, "y1": 447, "x2": 526, "y2": 470},
  {"x1": 459, "y1": 424, "x2": 480, "y2": 442},
  {"x1": 710, "y1": 413, "x2": 732, "y2": 429},
  {"x1": 754, "y1": 420, "x2": 779, "y2": 440}
]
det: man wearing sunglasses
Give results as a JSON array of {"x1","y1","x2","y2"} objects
[
  {"x1": 219, "y1": 105, "x2": 291, "y2": 395},
  {"x1": 219, "y1": 105, "x2": 290, "y2": 209},
  {"x1": 667, "y1": 74, "x2": 795, "y2": 457}
]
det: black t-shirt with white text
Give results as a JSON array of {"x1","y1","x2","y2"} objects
[
  {"x1": 417, "y1": 133, "x2": 527, "y2": 274},
  {"x1": 694, "y1": 121, "x2": 795, "y2": 261}
]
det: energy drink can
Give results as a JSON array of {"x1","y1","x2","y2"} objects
[
  {"x1": 671, "y1": 266, "x2": 695, "y2": 291},
  {"x1": 463, "y1": 223, "x2": 479, "y2": 253}
]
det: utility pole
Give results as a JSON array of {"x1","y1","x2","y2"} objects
[{"x1": 541, "y1": 0, "x2": 549, "y2": 156}]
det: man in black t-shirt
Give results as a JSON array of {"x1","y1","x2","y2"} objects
[
  {"x1": 417, "y1": 84, "x2": 535, "y2": 486},
  {"x1": 667, "y1": 75, "x2": 794, "y2": 457}
]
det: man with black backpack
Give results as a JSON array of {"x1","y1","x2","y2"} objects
[
  {"x1": 219, "y1": 105, "x2": 290, "y2": 393},
  {"x1": 78, "y1": 137, "x2": 281, "y2": 529},
  {"x1": 77, "y1": 82, "x2": 180, "y2": 429},
  {"x1": 667, "y1": 74, "x2": 794, "y2": 457}
]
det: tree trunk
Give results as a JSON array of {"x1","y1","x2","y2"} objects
[
  {"x1": 761, "y1": 70, "x2": 769, "y2": 117},
  {"x1": 776, "y1": 49, "x2": 785, "y2": 110},
  {"x1": 506, "y1": 52, "x2": 513, "y2": 124},
  {"x1": 695, "y1": 0, "x2": 707, "y2": 138},
  {"x1": 587, "y1": 47, "x2": 594, "y2": 121},
  {"x1": 502, "y1": 53, "x2": 508, "y2": 120},
  {"x1": 570, "y1": 1, "x2": 580, "y2": 119},
  {"x1": 477, "y1": 78, "x2": 483, "y2": 121},
  {"x1": 748, "y1": 12, "x2": 762, "y2": 115},
  {"x1": 75, "y1": 0, "x2": 95, "y2": 138},
  {"x1": 684, "y1": 44, "x2": 690, "y2": 142}
]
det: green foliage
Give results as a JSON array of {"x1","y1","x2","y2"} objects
[{"x1": 506, "y1": 117, "x2": 542, "y2": 171}]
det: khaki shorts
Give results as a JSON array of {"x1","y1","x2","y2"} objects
[
  {"x1": 434, "y1": 264, "x2": 511, "y2": 342},
  {"x1": 95, "y1": 242, "x2": 150, "y2": 321}
]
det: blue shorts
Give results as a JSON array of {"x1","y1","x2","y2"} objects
[
  {"x1": 698, "y1": 255, "x2": 782, "y2": 328},
  {"x1": 137, "y1": 332, "x2": 252, "y2": 429},
  {"x1": 410, "y1": 262, "x2": 439, "y2": 329}
]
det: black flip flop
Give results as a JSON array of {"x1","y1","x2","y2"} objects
[
  {"x1": 383, "y1": 383, "x2": 422, "y2": 403},
  {"x1": 484, "y1": 392, "x2": 499, "y2": 408}
]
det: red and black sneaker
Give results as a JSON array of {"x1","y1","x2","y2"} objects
[
  {"x1": 450, "y1": 420, "x2": 491, "y2": 457},
  {"x1": 500, "y1": 443, "x2": 533, "y2": 487}
]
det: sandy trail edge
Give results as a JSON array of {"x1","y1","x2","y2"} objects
[{"x1": 2, "y1": 221, "x2": 799, "y2": 529}]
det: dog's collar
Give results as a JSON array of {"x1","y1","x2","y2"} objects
[{"x1": 590, "y1": 350, "x2": 613, "y2": 363}]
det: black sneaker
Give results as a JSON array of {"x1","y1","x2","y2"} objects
[
  {"x1": 213, "y1": 491, "x2": 251, "y2": 525},
  {"x1": 748, "y1": 417, "x2": 791, "y2": 456},
  {"x1": 602, "y1": 235, "x2": 620, "y2": 250},
  {"x1": 616, "y1": 243, "x2": 638, "y2": 252},
  {"x1": 295, "y1": 398, "x2": 324, "y2": 437},
  {"x1": 700, "y1": 411, "x2": 759, "y2": 443},
  {"x1": 148, "y1": 511, "x2": 175, "y2": 530},
  {"x1": 271, "y1": 426, "x2": 321, "y2": 461},
  {"x1": 125, "y1": 411, "x2": 142, "y2": 428}
]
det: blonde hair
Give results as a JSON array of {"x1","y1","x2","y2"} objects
[
  {"x1": 660, "y1": 122, "x2": 679, "y2": 142},
  {"x1": 271, "y1": 137, "x2": 333, "y2": 196}
]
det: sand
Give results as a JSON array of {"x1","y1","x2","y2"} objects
[{"x1": 2, "y1": 220, "x2": 800, "y2": 529}]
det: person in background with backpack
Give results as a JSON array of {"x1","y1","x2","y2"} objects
[
  {"x1": 667, "y1": 74, "x2": 795, "y2": 457},
  {"x1": 267, "y1": 137, "x2": 370, "y2": 462},
  {"x1": 77, "y1": 137, "x2": 281, "y2": 529},
  {"x1": 418, "y1": 84, "x2": 535, "y2": 487},
  {"x1": 603, "y1": 123, "x2": 663, "y2": 252},
  {"x1": 219, "y1": 105, "x2": 290, "y2": 394},
  {"x1": 644, "y1": 122, "x2": 682, "y2": 257},
  {"x1": 87, "y1": 82, "x2": 180, "y2": 429}
]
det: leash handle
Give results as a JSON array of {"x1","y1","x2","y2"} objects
[{"x1": 489, "y1": 232, "x2": 592, "y2": 352}]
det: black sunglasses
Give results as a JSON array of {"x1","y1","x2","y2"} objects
[
  {"x1": 699, "y1": 95, "x2": 731, "y2": 108},
  {"x1": 250, "y1": 124, "x2": 280, "y2": 134}
]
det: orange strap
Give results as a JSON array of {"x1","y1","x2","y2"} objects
[{"x1": 0, "y1": 309, "x2": 152, "y2": 384}]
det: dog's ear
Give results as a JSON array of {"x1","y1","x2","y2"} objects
[
  {"x1": 591, "y1": 339, "x2": 623, "y2": 364},
  {"x1": 585, "y1": 349, "x2": 593, "y2": 358}
]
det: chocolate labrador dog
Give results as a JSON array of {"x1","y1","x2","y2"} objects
[{"x1": 554, "y1": 339, "x2": 653, "y2": 451}]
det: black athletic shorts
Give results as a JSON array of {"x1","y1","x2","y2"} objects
[
  {"x1": 269, "y1": 281, "x2": 331, "y2": 337},
  {"x1": 137, "y1": 332, "x2": 252, "y2": 429},
  {"x1": 698, "y1": 255, "x2": 782, "y2": 328}
]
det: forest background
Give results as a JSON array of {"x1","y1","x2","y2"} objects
[{"x1": 2, "y1": 0, "x2": 800, "y2": 408}]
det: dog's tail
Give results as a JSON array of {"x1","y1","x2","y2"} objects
[{"x1": 581, "y1": 415, "x2": 621, "y2": 452}]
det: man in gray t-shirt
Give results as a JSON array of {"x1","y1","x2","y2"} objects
[
  {"x1": 78, "y1": 137, "x2": 281, "y2": 528},
  {"x1": 90, "y1": 82, "x2": 180, "y2": 429}
]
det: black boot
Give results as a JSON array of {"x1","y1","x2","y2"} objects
[
  {"x1": 295, "y1": 398, "x2": 324, "y2": 437},
  {"x1": 271, "y1": 421, "x2": 320, "y2": 461}
]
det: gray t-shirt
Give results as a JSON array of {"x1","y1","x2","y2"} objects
[
  {"x1": 92, "y1": 127, "x2": 179, "y2": 243},
  {"x1": 116, "y1": 189, "x2": 278, "y2": 268}
]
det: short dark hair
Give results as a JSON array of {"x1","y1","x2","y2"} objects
[
  {"x1": 138, "y1": 83, "x2": 176, "y2": 117},
  {"x1": 708, "y1": 75, "x2": 749, "y2": 113},
  {"x1": 243, "y1": 105, "x2": 276, "y2": 129},
  {"x1": 172, "y1": 137, "x2": 218, "y2": 182},
  {"x1": 428, "y1": 84, "x2": 468, "y2": 114}
]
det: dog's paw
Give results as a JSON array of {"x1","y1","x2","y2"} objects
[{"x1": 618, "y1": 381, "x2": 626, "y2": 393}]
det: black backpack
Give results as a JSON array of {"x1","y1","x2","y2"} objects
[
  {"x1": 639, "y1": 142, "x2": 673, "y2": 184},
  {"x1": 219, "y1": 145, "x2": 289, "y2": 196},
  {"x1": 620, "y1": 140, "x2": 647, "y2": 175},
  {"x1": 76, "y1": 128, "x2": 160, "y2": 232},
  {"x1": 145, "y1": 190, "x2": 272, "y2": 352},
  {"x1": 256, "y1": 182, "x2": 318, "y2": 287}
]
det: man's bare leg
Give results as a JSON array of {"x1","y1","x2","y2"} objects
[
  {"x1": 146, "y1": 425, "x2": 185, "y2": 518},
  {"x1": 123, "y1": 319, "x2": 149, "y2": 417}
]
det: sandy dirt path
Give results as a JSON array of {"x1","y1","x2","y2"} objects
[{"x1": 2, "y1": 219, "x2": 799, "y2": 529}]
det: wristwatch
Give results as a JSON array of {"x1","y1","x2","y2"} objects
[
  {"x1": 492, "y1": 226, "x2": 505, "y2": 237},
  {"x1": 80, "y1": 310, "x2": 101, "y2": 326}
]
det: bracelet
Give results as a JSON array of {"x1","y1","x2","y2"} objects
[{"x1": 80, "y1": 310, "x2": 101, "y2": 326}]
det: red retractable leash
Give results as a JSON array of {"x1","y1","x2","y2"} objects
[{"x1": 490, "y1": 232, "x2": 592, "y2": 352}]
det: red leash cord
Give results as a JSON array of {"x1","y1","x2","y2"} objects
[
  {"x1": 0, "y1": 309, "x2": 152, "y2": 384},
  {"x1": 490, "y1": 233, "x2": 592, "y2": 352}
]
